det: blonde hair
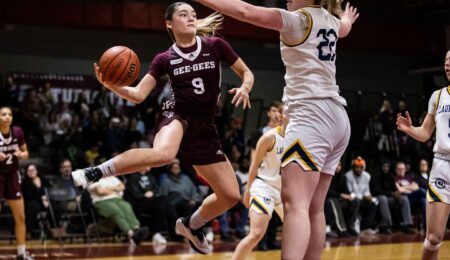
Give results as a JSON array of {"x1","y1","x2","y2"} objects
[
  {"x1": 165, "y1": 2, "x2": 223, "y2": 41},
  {"x1": 314, "y1": 0, "x2": 343, "y2": 16},
  {"x1": 196, "y1": 12, "x2": 223, "y2": 37}
]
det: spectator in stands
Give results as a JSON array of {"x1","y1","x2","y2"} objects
[
  {"x1": 104, "y1": 117, "x2": 125, "y2": 156},
  {"x1": 370, "y1": 159, "x2": 414, "y2": 234},
  {"x1": 126, "y1": 167, "x2": 178, "y2": 243},
  {"x1": 47, "y1": 159, "x2": 81, "y2": 226},
  {"x1": 345, "y1": 156, "x2": 378, "y2": 235},
  {"x1": 22, "y1": 164, "x2": 50, "y2": 238},
  {"x1": 159, "y1": 159, "x2": 203, "y2": 218},
  {"x1": 395, "y1": 161, "x2": 420, "y2": 233},
  {"x1": 413, "y1": 159, "x2": 429, "y2": 229},
  {"x1": 326, "y1": 162, "x2": 355, "y2": 237},
  {"x1": 87, "y1": 175, "x2": 149, "y2": 245}
]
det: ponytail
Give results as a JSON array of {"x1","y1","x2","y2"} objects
[
  {"x1": 315, "y1": 0, "x2": 343, "y2": 16},
  {"x1": 196, "y1": 12, "x2": 224, "y2": 37}
]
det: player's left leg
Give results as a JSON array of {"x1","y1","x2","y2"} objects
[
  {"x1": 8, "y1": 198, "x2": 33, "y2": 259},
  {"x1": 232, "y1": 210, "x2": 271, "y2": 260},
  {"x1": 281, "y1": 162, "x2": 320, "y2": 260},
  {"x1": 303, "y1": 173, "x2": 333, "y2": 260},
  {"x1": 421, "y1": 202, "x2": 450, "y2": 260},
  {"x1": 175, "y1": 160, "x2": 240, "y2": 254}
]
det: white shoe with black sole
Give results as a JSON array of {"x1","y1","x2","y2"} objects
[{"x1": 175, "y1": 217, "x2": 212, "y2": 254}]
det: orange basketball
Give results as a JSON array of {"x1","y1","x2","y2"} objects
[{"x1": 98, "y1": 46, "x2": 140, "y2": 87}]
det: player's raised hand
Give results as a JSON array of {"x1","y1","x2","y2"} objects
[
  {"x1": 396, "y1": 111, "x2": 412, "y2": 133},
  {"x1": 93, "y1": 63, "x2": 112, "y2": 89},
  {"x1": 341, "y1": 2, "x2": 359, "y2": 24},
  {"x1": 229, "y1": 86, "x2": 251, "y2": 109}
]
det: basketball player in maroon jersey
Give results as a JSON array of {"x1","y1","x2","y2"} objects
[
  {"x1": 72, "y1": 2, "x2": 254, "y2": 254},
  {"x1": 0, "y1": 107, "x2": 33, "y2": 260}
]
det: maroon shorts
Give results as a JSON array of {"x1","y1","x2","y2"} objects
[
  {"x1": 0, "y1": 171, "x2": 22, "y2": 200},
  {"x1": 155, "y1": 111, "x2": 227, "y2": 165}
]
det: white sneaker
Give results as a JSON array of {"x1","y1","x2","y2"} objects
[
  {"x1": 175, "y1": 217, "x2": 212, "y2": 254},
  {"x1": 71, "y1": 169, "x2": 88, "y2": 189},
  {"x1": 205, "y1": 228, "x2": 214, "y2": 243},
  {"x1": 152, "y1": 232, "x2": 167, "y2": 244}
]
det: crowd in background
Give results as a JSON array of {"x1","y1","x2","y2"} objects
[{"x1": 0, "y1": 76, "x2": 441, "y2": 246}]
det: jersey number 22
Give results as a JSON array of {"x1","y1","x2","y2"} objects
[{"x1": 317, "y1": 29, "x2": 337, "y2": 61}]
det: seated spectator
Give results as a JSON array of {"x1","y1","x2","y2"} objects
[
  {"x1": 370, "y1": 160, "x2": 414, "y2": 234},
  {"x1": 47, "y1": 159, "x2": 81, "y2": 226},
  {"x1": 21, "y1": 164, "x2": 50, "y2": 238},
  {"x1": 326, "y1": 162, "x2": 356, "y2": 237},
  {"x1": 345, "y1": 156, "x2": 378, "y2": 235},
  {"x1": 88, "y1": 176, "x2": 149, "y2": 245},
  {"x1": 159, "y1": 159, "x2": 203, "y2": 218},
  {"x1": 126, "y1": 167, "x2": 178, "y2": 243},
  {"x1": 395, "y1": 161, "x2": 421, "y2": 233}
]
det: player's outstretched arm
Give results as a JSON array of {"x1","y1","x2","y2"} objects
[
  {"x1": 94, "y1": 63, "x2": 156, "y2": 104},
  {"x1": 396, "y1": 111, "x2": 435, "y2": 142},
  {"x1": 229, "y1": 58, "x2": 254, "y2": 109},
  {"x1": 195, "y1": 0, "x2": 283, "y2": 31},
  {"x1": 243, "y1": 131, "x2": 275, "y2": 208},
  {"x1": 339, "y1": 2, "x2": 359, "y2": 38}
]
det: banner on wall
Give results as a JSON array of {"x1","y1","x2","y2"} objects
[{"x1": 5, "y1": 72, "x2": 135, "y2": 107}]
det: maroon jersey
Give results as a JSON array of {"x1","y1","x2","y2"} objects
[
  {"x1": 0, "y1": 126, "x2": 25, "y2": 175},
  {"x1": 149, "y1": 36, "x2": 239, "y2": 119}
]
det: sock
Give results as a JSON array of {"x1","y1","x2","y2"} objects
[
  {"x1": 17, "y1": 245, "x2": 25, "y2": 255},
  {"x1": 189, "y1": 209, "x2": 208, "y2": 230},
  {"x1": 98, "y1": 159, "x2": 116, "y2": 177}
]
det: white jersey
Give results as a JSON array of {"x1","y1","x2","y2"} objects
[
  {"x1": 278, "y1": 6, "x2": 346, "y2": 106},
  {"x1": 257, "y1": 127, "x2": 284, "y2": 190},
  {"x1": 428, "y1": 86, "x2": 450, "y2": 157}
]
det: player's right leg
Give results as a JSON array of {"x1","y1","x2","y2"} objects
[
  {"x1": 421, "y1": 202, "x2": 450, "y2": 260},
  {"x1": 71, "y1": 119, "x2": 184, "y2": 189},
  {"x1": 232, "y1": 210, "x2": 271, "y2": 260}
]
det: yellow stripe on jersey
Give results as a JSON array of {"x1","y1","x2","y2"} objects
[
  {"x1": 305, "y1": 5, "x2": 321, "y2": 8},
  {"x1": 268, "y1": 139, "x2": 276, "y2": 152},
  {"x1": 434, "y1": 88, "x2": 443, "y2": 114},
  {"x1": 428, "y1": 184, "x2": 443, "y2": 202},
  {"x1": 447, "y1": 85, "x2": 450, "y2": 95},
  {"x1": 251, "y1": 197, "x2": 270, "y2": 215},
  {"x1": 280, "y1": 9, "x2": 313, "y2": 47},
  {"x1": 281, "y1": 139, "x2": 320, "y2": 171},
  {"x1": 276, "y1": 126, "x2": 285, "y2": 137}
]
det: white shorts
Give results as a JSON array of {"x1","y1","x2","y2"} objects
[
  {"x1": 281, "y1": 98, "x2": 350, "y2": 175},
  {"x1": 249, "y1": 178, "x2": 284, "y2": 219},
  {"x1": 427, "y1": 158, "x2": 450, "y2": 204}
]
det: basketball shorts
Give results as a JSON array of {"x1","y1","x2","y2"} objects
[
  {"x1": 281, "y1": 98, "x2": 350, "y2": 175},
  {"x1": 249, "y1": 178, "x2": 283, "y2": 219},
  {"x1": 427, "y1": 157, "x2": 450, "y2": 204},
  {"x1": 0, "y1": 171, "x2": 22, "y2": 200},
  {"x1": 155, "y1": 111, "x2": 226, "y2": 165}
]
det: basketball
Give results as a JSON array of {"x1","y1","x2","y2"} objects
[{"x1": 98, "y1": 46, "x2": 140, "y2": 87}]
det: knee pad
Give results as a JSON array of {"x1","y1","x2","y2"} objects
[{"x1": 424, "y1": 238, "x2": 442, "y2": 251}]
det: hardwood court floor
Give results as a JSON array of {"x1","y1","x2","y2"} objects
[{"x1": 0, "y1": 233, "x2": 449, "y2": 259}]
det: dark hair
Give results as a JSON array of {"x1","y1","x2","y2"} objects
[{"x1": 268, "y1": 101, "x2": 283, "y2": 110}]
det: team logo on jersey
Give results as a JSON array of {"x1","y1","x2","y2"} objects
[
  {"x1": 202, "y1": 53, "x2": 210, "y2": 57},
  {"x1": 162, "y1": 111, "x2": 174, "y2": 118},
  {"x1": 170, "y1": 58, "x2": 183, "y2": 65},
  {"x1": 216, "y1": 150, "x2": 223, "y2": 155},
  {"x1": 435, "y1": 178, "x2": 446, "y2": 189},
  {"x1": 263, "y1": 196, "x2": 271, "y2": 205}
]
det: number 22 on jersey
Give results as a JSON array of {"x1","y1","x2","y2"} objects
[{"x1": 316, "y1": 29, "x2": 337, "y2": 61}]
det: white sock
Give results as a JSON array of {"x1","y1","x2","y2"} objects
[
  {"x1": 17, "y1": 245, "x2": 25, "y2": 255},
  {"x1": 189, "y1": 209, "x2": 208, "y2": 230},
  {"x1": 98, "y1": 159, "x2": 116, "y2": 177}
]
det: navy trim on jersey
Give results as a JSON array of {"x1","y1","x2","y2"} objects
[{"x1": 280, "y1": 9, "x2": 313, "y2": 47}]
